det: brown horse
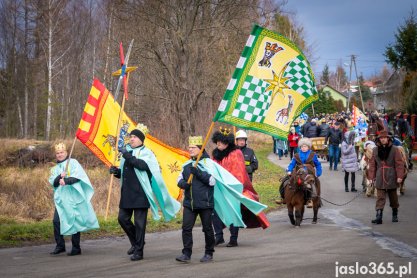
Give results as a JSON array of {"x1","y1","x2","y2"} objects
[{"x1": 284, "y1": 168, "x2": 321, "y2": 226}]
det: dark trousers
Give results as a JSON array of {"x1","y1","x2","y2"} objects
[
  {"x1": 289, "y1": 147, "x2": 297, "y2": 159},
  {"x1": 118, "y1": 208, "x2": 148, "y2": 256},
  {"x1": 53, "y1": 209, "x2": 80, "y2": 251},
  {"x1": 212, "y1": 211, "x2": 239, "y2": 243},
  {"x1": 376, "y1": 189, "x2": 399, "y2": 210},
  {"x1": 181, "y1": 207, "x2": 215, "y2": 257},
  {"x1": 344, "y1": 171, "x2": 356, "y2": 188}
]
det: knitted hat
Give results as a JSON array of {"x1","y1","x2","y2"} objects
[
  {"x1": 298, "y1": 137, "x2": 312, "y2": 148},
  {"x1": 130, "y1": 123, "x2": 149, "y2": 142}
]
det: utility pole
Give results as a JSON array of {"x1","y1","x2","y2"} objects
[
  {"x1": 351, "y1": 55, "x2": 365, "y2": 112},
  {"x1": 346, "y1": 58, "x2": 353, "y2": 112}
]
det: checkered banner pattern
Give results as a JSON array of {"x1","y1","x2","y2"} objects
[
  {"x1": 212, "y1": 25, "x2": 318, "y2": 140},
  {"x1": 232, "y1": 75, "x2": 271, "y2": 123},
  {"x1": 284, "y1": 55, "x2": 317, "y2": 97}
]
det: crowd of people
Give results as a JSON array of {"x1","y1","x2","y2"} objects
[
  {"x1": 274, "y1": 110, "x2": 413, "y2": 225},
  {"x1": 47, "y1": 110, "x2": 413, "y2": 262}
]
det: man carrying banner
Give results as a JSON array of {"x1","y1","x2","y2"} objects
[
  {"x1": 110, "y1": 124, "x2": 181, "y2": 261},
  {"x1": 175, "y1": 136, "x2": 215, "y2": 263},
  {"x1": 211, "y1": 129, "x2": 269, "y2": 247},
  {"x1": 49, "y1": 143, "x2": 99, "y2": 256},
  {"x1": 236, "y1": 130, "x2": 258, "y2": 181}
]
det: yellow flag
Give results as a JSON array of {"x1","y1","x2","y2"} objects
[{"x1": 76, "y1": 79, "x2": 189, "y2": 199}]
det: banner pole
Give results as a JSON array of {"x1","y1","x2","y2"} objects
[
  {"x1": 64, "y1": 136, "x2": 77, "y2": 175},
  {"x1": 105, "y1": 92, "x2": 127, "y2": 220},
  {"x1": 187, "y1": 122, "x2": 215, "y2": 183}
]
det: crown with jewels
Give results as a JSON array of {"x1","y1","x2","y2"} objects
[
  {"x1": 189, "y1": 136, "x2": 203, "y2": 146},
  {"x1": 219, "y1": 126, "x2": 232, "y2": 136},
  {"x1": 54, "y1": 143, "x2": 67, "y2": 152},
  {"x1": 135, "y1": 123, "x2": 149, "y2": 135}
]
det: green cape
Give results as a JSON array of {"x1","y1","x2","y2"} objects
[
  {"x1": 49, "y1": 159, "x2": 99, "y2": 235},
  {"x1": 183, "y1": 158, "x2": 267, "y2": 228},
  {"x1": 120, "y1": 145, "x2": 181, "y2": 221}
]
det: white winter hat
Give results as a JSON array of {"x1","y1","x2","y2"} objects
[{"x1": 298, "y1": 138, "x2": 312, "y2": 148}]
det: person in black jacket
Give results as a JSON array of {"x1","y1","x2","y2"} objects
[
  {"x1": 236, "y1": 130, "x2": 258, "y2": 181},
  {"x1": 175, "y1": 136, "x2": 215, "y2": 263},
  {"x1": 109, "y1": 127, "x2": 152, "y2": 262},
  {"x1": 318, "y1": 119, "x2": 330, "y2": 137},
  {"x1": 305, "y1": 119, "x2": 319, "y2": 138},
  {"x1": 325, "y1": 122, "x2": 343, "y2": 171}
]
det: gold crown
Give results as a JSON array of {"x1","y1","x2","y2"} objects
[
  {"x1": 189, "y1": 136, "x2": 203, "y2": 146},
  {"x1": 219, "y1": 126, "x2": 232, "y2": 136},
  {"x1": 54, "y1": 143, "x2": 67, "y2": 152},
  {"x1": 135, "y1": 123, "x2": 149, "y2": 135}
]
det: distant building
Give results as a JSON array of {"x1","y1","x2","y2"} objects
[
  {"x1": 321, "y1": 84, "x2": 348, "y2": 108},
  {"x1": 374, "y1": 69, "x2": 405, "y2": 112}
]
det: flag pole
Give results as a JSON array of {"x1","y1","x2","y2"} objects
[
  {"x1": 104, "y1": 40, "x2": 135, "y2": 220},
  {"x1": 187, "y1": 122, "x2": 215, "y2": 183},
  {"x1": 64, "y1": 136, "x2": 77, "y2": 175},
  {"x1": 105, "y1": 92, "x2": 127, "y2": 220}
]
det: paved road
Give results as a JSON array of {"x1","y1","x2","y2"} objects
[{"x1": 1, "y1": 154, "x2": 416, "y2": 278}]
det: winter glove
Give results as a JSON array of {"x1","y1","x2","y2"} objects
[
  {"x1": 178, "y1": 179, "x2": 191, "y2": 190},
  {"x1": 118, "y1": 147, "x2": 133, "y2": 160},
  {"x1": 190, "y1": 166, "x2": 203, "y2": 179},
  {"x1": 109, "y1": 166, "x2": 119, "y2": 175}
]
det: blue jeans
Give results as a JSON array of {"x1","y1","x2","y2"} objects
[{"x1": 328, "y1": 144, "x2": 340, "y2": 170}]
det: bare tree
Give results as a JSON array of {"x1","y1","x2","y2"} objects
[{"x1": 34, "y1": 0, "x2": 71, "y2": 140}]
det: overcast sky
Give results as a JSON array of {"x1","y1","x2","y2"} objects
[{"x1": 284, "y1": 0, "x2": 416, "y2": 79}]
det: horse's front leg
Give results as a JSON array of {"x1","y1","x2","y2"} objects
[
  {"x1": 312, "y1": 197, "x2": 319, "y2": 224},
  {"x1": 287, "y1": 204, "x2": 295, "y2": 226},
  {"x1": 295, "y1": 209, "x2": 302, "y2": 227}
]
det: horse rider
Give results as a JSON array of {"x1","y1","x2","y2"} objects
[{"x1": 285, "y1": 138, "x2": 322, "y2": 208}]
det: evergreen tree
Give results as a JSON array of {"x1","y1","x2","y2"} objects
[
  {"x1": 320, "y1": 64, "x2": 330, "y2": 85},
  {"x1": 305, "y1": 89, "x2": 337, "y2": 115},
  {"x1": 405, "y1": 73, "x2": 417, "y2": 114},
  {"x1": 384, "y1": 10, "x2": 417, "y2": 72}
]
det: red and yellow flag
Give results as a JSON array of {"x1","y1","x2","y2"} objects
[{"x1": 76, "y1": 79, "x2": 189, "y2": 199}]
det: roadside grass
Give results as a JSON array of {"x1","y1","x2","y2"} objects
[{"x1": 0, "y1": 137, "x2": 284, "y2": 248}]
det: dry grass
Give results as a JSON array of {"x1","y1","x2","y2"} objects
[
  {"x1": 0, "y1": 136, "x2": 282, "y2": 221},
  {"x1": 0, "y1": 139, "x2": 122, "y2": 223},
  {"x1": 0, "y1": 138, "x2": 284, "y2": 247}
]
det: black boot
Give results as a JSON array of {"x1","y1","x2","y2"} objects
[
  {"x1": 392, "y1": 208, "x2": 398, "y2": 222},
  {"x1": 345, "y1": 185, "x2": 349, "y2": 192},
  {"x1": 214, "y1": 237, "x2": 225, "y2": 246},
  {"x1": 371, "y1": 209, "x2": 383, "y2": 224},
  {"x1": 351, "y1": 186, "x2": 357, "y2": 192}
]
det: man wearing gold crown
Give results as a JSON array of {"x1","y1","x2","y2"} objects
[
  {"x1": 110, "y1": 124, "x2": 181, "y2": 261},
  {"x1": 48, "y1": 143, "x2": 99, "y2": 256},
  {"x1": 176, "y1": 135, "x2": 268, "y2": 262},
  {"x1": 211, "y1": 129, "x2": 270, "y2": 248},
  {"x1": 175, "y1": 136, "x2": 216, "y2": 263}
]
